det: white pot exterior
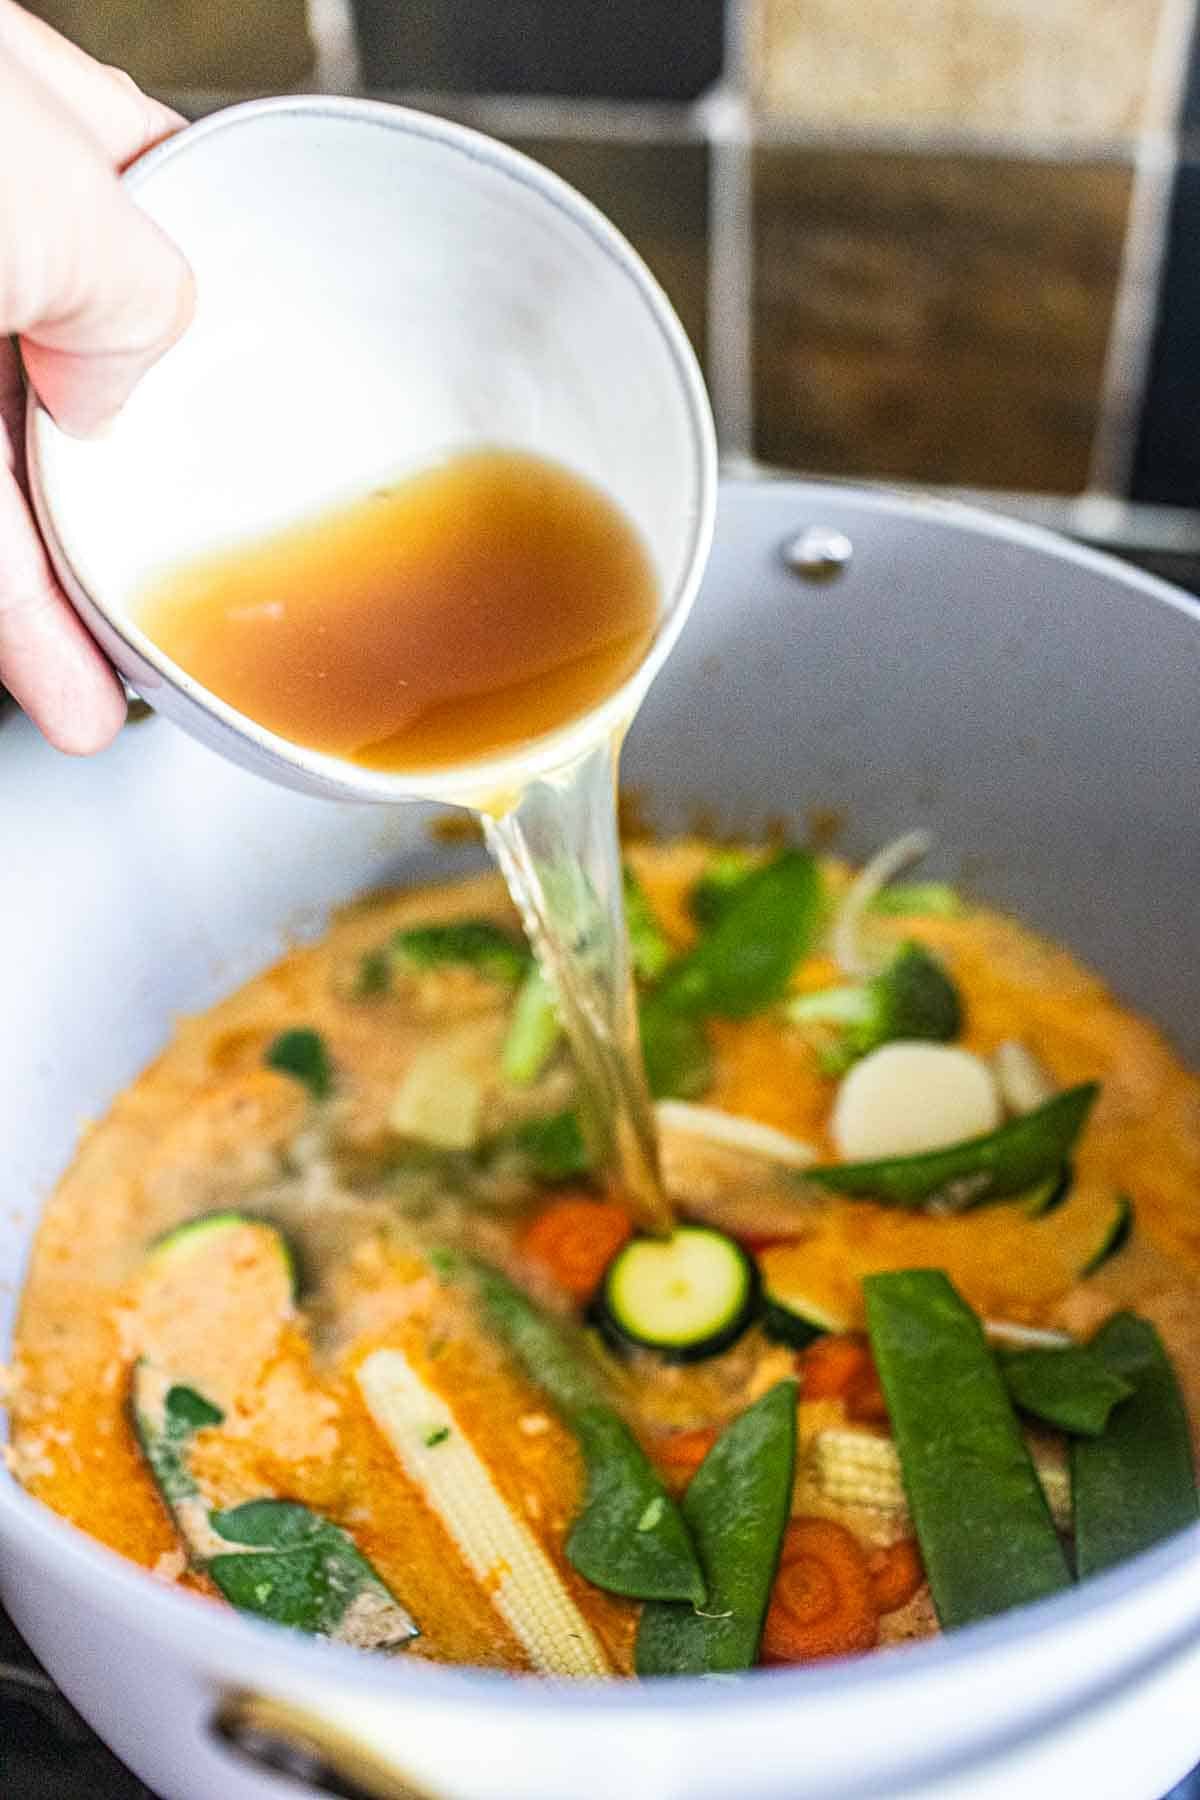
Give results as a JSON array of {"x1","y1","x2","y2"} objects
[{"x1": 3, "y1": 478, "x2": 1200, "y2": 1799}]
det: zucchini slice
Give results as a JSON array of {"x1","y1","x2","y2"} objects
[
  {"x1": 145, "y1": 1210, "x2": 299, "y2": 1298},
  {"x1": 761, "y1": 1280, "x2": 851, "y2": 1350},
  {"x1": 596, "y1": 1227, "x2": 760, "y2": 1360},
  {"x1": 1022, "y1": 1164, "x2": 1073, "y2": 1218},
  {"x1": 1078, "y1": 1193, "x2": 1135, "y2": 1277}
]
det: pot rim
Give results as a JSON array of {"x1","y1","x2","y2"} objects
[{"x1": 4, "y1": 474, "x2": 1200, "y2": 1715}]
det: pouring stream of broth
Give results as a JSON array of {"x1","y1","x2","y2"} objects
[{"x1": 138, "y1": 448, "x2": 674, "y2": 1232}]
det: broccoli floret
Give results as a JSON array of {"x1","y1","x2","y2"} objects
[{"x1": 787, "y1": 940, "x2": 962, "y2": 1069}]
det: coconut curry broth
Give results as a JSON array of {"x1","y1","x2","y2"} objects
[{"x1": 11, "y1": 839, "x2": 1200, "y2": 1672}]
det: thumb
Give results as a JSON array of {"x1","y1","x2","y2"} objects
[
  {"x1": 21, "y1": 199, "x2": 195, "y2": 437},
  {"x1": 1, "y1": 56, "x2": 194, "y2": 437}
]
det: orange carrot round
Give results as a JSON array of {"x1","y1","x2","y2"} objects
[
  {"x1": 521, "y1": 1196, "x2": 633, "y2": 1300},
  {"x1": 651, "y1": 1426, "x2": 718, "y2": 1476},
  {"x1": 868, "y1": 1538, "x2": 925, "y2": 1614},
  {"x1": 760, "y1": 1518, "x2": 879, "y2": 1663},
  {"x1": 844, "y1": 1357, "x2": 889, "y2": 1425},
  {"x1": 797, "y1": 1334, "x2": 872, "y2": 1402}
]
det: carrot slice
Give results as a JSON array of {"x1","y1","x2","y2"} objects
[
  {"x1": 521, "y1": 1197, "x2": 634, "y2": 1300},
  {"x1": 844, "y1": 1357, "x2": 889, "y2": 1425},
  {"x1": 760, "y1": 1518, "x2": 879, "y2": 1663},
  {"x1": 797, "y1": 1334, "x2": 872, "y2": 1401},
  {"x1": 651, "y1": 1427, "x2": 719, "y2": 1474},
  {"x1": 868, "y1": 1538, "x2": 925, "y2": 1614}
]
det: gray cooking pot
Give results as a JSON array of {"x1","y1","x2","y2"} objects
[{"x1": 2, "y1": 477, "x2": 1200, "y2": 1800}]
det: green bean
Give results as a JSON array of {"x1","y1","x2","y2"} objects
[
  {"x1": 865, "y1": 1271, "x2": 1071, "y2": 1628},
  {"x1": 1072, "y1": 1312, "x2": 1199, "y2": 1579},
  {"x1": 453, "y1": 1256, "x2": 705, "y2": 1604}
]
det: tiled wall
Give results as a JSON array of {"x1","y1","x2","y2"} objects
[{"x1": 34, "y1": 0, "x2": 1200, "y2": 550}]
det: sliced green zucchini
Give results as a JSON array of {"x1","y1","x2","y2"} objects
[
  {"x1": 803, "y1": 1083, "x2": 1099, "y2": 1211},
  {"x1": 761, "y1": 1285, "x2": 851, "y2": 1350},
  {"x1": 145, "y1": 1210, "x2": 299, "y2": 1300},
  {"x1": 1023, "y1": 1164, "x2": 1073, "y2": 1218},
  {"x1": 1078, "y1": 1194, "x2": 1135, "y2": 1277},
  {"x1": 265, "y1": 1028, "x2": 332, "y2": 1101},
  {"x1": 596, "y1": 1227, "x2": 760, "y2": 1361}
]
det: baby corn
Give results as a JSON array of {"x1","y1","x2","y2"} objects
[
  {"x1": 811, "y1": 1427, "x2": 1071, "y2": 1533},
  {"x1": 357, "y1": 1348, "x2": 609, "y2": 1678}
]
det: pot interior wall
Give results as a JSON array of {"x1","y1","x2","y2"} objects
[{"x1": 2, "y1": 475, "x2": 1198, "y2": 1405}]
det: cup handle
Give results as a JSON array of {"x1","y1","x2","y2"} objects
[{"x1": 210, "y1": 1690, "x2": 444, "y2": 1800}]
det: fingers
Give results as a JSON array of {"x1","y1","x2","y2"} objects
[
  {"x1": 0, "y1": 0, "x2": 183, "y2": 167},
  {"x1": 0, "y1": 460, "x2": 126, "y2": 753},
  {"x1": 0, "y1": 52, "x2": 194, "y2": 435},
  {"x1": 0, "y1": 5, "x2": 192, "y2": 749}
]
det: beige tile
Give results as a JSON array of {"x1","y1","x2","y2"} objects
[
  {"x1": 504, "y1": 138, "x2": 710, "y2": 368},
  {"x1": 753, "y1": 150, "x2": 1132, "y2": 492},
  {"x1": 753, "y1": 0, "x2": 1177, "y2": 138},
  {"x1": 26, "y1": 0, "x2": 313, "y2": 94}
]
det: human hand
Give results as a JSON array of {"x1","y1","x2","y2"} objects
[{"x1": 0, "y1": 1, "x2": 193, "y2": 752}]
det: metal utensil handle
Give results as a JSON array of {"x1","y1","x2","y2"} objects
[{"x1": 211, "y1": 1691, "x2": 444, "y2": 1800}]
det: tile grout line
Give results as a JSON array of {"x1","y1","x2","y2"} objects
[
  {"x1": 703, "y1": 0, "x2": 756, "y2": 461},
  {"x1": 1087, "y1": 0, "x2": 1199, "y2": 496},
  {"x1": 306, "y1": 0, "x2": 361, "y2": 93}
]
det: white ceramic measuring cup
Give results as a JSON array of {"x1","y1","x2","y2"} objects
[{"x1": 27, "y1": 94, "x2": 717, "y2": 808}]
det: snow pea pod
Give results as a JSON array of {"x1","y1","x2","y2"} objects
[
  {"x1": 805, "y1": 1083, "x2": 1099, "y2": 1210},
  {"x1": 999, "y1": 1345, "x2": 1133, "y2": 1437},
  {"x1": 636, "y1": 1380, "x2": 797, "y2": 1675},
  {"x1": 453, "y1": 1255, "x2": 705, "y2": 1604},
  {"x1": 655, "y1": 849, "x2": 823, "y2": 1020},
  {"x1": 1072, "y1": 1312, "x2": 1199, "y2": 1579},
  {"x1": 865, "y1": 1271, "x2": 1071, "y2": 1629}
]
